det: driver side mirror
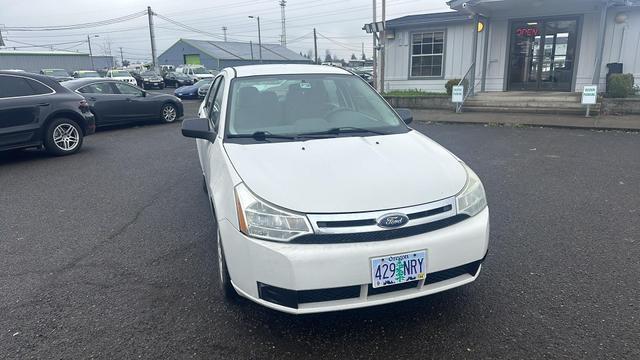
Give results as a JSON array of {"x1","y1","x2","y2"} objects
[
  {"x1": 182, "y1": 118, "x2": 216, "y2": 142},
  {"x1": 396, "y1": 108, "x2": 413, "y2": 125}
]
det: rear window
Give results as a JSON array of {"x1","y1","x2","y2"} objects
[{"x1": 0, "y1": 75, "x2": 53, "y2": 98}]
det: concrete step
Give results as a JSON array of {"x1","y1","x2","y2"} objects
[
  {"x1": 462, "y1": 106, "x2": 599, "y2": 115},
  {"x1": 464, "y1": 100, "x2": 594, "y2": 109},
  {"x1": 471, "y1": 94, "x2": 582, "y2": 103}
]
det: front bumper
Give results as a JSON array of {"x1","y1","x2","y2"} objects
[
  {"x1": 220, "y1": 207, "x2": 490, "y2": 314},
  {"x1": 143, "y1": 80, "x2": 164, "y2": 88}
]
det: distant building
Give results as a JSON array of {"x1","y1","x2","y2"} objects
[
  {"x1": 377, "y1": 0, "x2": 640, "y2": 93},
  {"x1": 0, "y1": 50, "x2": 114, "y2": 73},
  {"x1": 158, "y1": 39, "x2": 311, "y2": 70}
]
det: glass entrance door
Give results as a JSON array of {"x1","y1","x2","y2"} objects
[{"x1": 508, "y1": 18, "x2": 578, "y2": 91}]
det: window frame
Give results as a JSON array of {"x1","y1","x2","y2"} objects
[
  {"x1": 113, "y1": 82, "x2": 144, "y2": 96},
  {"x1": 207, "y1": 75, "x2": 225, "y2": 131},
  {"x1": 408, "y1": 29, "x2": 446, "y2": 79},
  {"x1": 76, "y1": 82, "x2": 119, "y2": 95},
  {"x1": 0, "y1": 74, "x2": 56, "y2": 100}
]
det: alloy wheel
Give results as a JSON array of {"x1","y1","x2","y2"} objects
[
  {"x1": 53, "y1": 123, "x2": 80, "y2": 151},
  {"x1": 162, "y1": 104, "x2": 177, "y2": 122}
]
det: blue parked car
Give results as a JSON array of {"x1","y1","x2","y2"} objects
[{"x1": 174, "y1": 79, "x2": 213, "y2": 99}]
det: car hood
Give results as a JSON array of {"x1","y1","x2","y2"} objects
[{"x1": 224, "y1": 131, "x2": 467, "y2": 213}]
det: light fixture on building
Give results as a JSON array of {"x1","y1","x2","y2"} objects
[
  {"x1": 615, "y1": 12, "x2": 628, "y2": 24},
  {"x1": 477, "y1": 21, "x2": 485, "y2": 33}
]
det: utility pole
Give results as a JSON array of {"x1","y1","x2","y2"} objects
[
  {"x1": 313, "y1": 28, "x2": 318, "y2": 64},
  {"x1": 280, "y1": 0, "x2": 287, "y2": 47},
  {"x1": 222, "y1": 26, "x2": 228, "y2": 42},
  {"x1": 147, "y1": 6, "x2": 158, "y2": 71},
  {"x1": 87, "y1": 35, "x2": 95, "y2": 70},
  {"x1": 380, "y1": 0, "x2": 386, "y2": 93},
  {"x1": 362, "y1": 42, "x2": 365, "y2": 60},
  {"x1": 372, "y1": 0, "x2": 377, "y2": 90},
  {"x1": 248, "y1": 16, "x2": 262, "y2": 63},
  {"x1": 249, "y1": 40, "x2": 254, "y2": 60},
  {"x1": 119, "y1": 47, "x2": 124, "y2": 66}
]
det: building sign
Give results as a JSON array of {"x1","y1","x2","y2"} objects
[
  {"x1": 452, "y1": 85, "x2": 464, "y2": 103},
  {"x1": 582, "y1": 85, "x2": 598, "y2": 105},
  {"x1": 515, "y1": 27, "x2": 541, "y2": 37}
]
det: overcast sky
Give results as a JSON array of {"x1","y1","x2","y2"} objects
[{"x1": 0, "y1": 0, "x2": 451, "y2": 63}]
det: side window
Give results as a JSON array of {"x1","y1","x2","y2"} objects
[
  {"x1": 0, "y1": 76, "x2": 37, "y2": 98},
  {"x1": 209, "y1": 76, "x2": 225, "y2": 130},
  {"x1": 204, "y1": 77, "x2": 221, "y2": 111},
  {"x1": 114, "y1": 83, "x2": 143, "y2": 96},
  {"x1": 78, "y1": 82, "x2": 116, "y2": 94},
  {"x1": 25, "y1": 79, "x2": 54, "y2": 95}
]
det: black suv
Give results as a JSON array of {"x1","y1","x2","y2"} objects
[
  {"x1": 133, "y1": 70, "x2": 165, "y2": 89},
  {"x1": 0, "y1": 71, "x2": 96, "y2": 156}
]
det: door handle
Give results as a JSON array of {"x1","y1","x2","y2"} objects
[{"x1": 37, "y1": 103, "x2": 50, "y2": 107}]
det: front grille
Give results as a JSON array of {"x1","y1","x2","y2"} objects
[
  {"x1": 257, "y1": 255, "x2": 486, "y2": 309},
  {"x1": 292, "y1": 214, "x2": 469, "y2": 244},
  {"x1": 316, "y1": 204, "x2": 453, "y2": 229}
]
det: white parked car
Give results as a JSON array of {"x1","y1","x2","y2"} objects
[
  {"x1": 176, "y1": 65, "x2": 214, "y2": 82},
  {"x1": 181, "y1": 64, "x2": 489, "y2": 314},
  {"x1": 105, "y1": 69, "x2": 136, "y2": 85}
]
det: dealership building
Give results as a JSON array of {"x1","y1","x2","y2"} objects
[
  {"x1": 381, "y1": 0, "x2": 640, "y2": 93},
  {"x1": 158, "y1": 39, "x2": 311, "y2": 70},
  {"x1": 0, "y1": 50, "x2": 115, "y2": 73}
]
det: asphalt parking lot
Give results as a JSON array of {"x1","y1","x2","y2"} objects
[{"x1": 1, "y1": 97, "x2": 639, "y2": 359}]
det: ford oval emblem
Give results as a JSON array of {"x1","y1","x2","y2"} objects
[{"x1": 376, "y1": 213, "x2": 409, "y2": 228}]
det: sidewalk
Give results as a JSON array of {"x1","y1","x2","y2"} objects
[{"x1": 412, "y1": 109, "x2": 640, "y2": 131}]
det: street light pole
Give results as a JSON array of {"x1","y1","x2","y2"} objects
[
  {"x1": 249, "y1": 16, "x2": 262, "y2": 63},
  {"x1": 87, "y1": 35, "x2": 98, "y2": 70}
]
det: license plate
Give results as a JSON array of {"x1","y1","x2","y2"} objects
[{"x1": 371, "y1": 250, "x2": 426, "y2": 288}]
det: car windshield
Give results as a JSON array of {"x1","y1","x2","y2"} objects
[
  {"x1": 141, "y1": 71, "x2": 158, "y2": 76},
  {"x1": 191, "y1": 67, "x2": 207, "y2": 74},
  {"x1": 43, "y1": 69, "x2": 68, "y2": 76},
  {"x1": 226, "y1": 74, "x2": 407, "y2": 140},
  {"x1": 194, "y1": 79, "x2": 212, "y2": 87},
  {"x1": 111, "y1": 70, "x2": 131, "y2": 77},
  {"x1": 77, "y1": 71, "x2": 100, "y2": 78}
]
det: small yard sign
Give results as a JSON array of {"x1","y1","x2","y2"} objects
[
  {"x1": 582, "y1": 85, "x2": 597, "y2": 105},
  {"x1": 452, "y1": 85, "x2": 464, "y2": 103}
]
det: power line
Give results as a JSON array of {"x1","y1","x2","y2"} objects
[{"x1": 3, "y1": 11, "x2": 147, "y2": 31}]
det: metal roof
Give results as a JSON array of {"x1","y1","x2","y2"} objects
[
  {"x1": 386, "y1": 11, "x2": 472, "y2": 29},
  {"x1": 173, "y1": 39, "x2": 310, "y2": 62},
  {"x1": 0, "y1": 50, "x2": 89, "y2": 56}
]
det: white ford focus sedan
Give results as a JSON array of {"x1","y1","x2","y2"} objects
[{"x1": 182, "y1": 64, "x2": 489, "y2": 314}]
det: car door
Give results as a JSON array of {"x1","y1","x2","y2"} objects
[
  {"x1": 112, "y1": 82, "x2": 151, "y2": 120},
  {"x1": 197, "y1": 76, "x2": 221, "y2": 179},
  {"x1": 0, "y1": 74, "x2": 52, "y2": 148},
  {"x1": 76, "y1": 82, "x2": 122, "y2": 125},
  {"x1": 199, "y1": 74, "x2": 227, "y2": 191}
]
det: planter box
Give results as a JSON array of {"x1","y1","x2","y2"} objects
[
  {"x1": 383, "y1": 95, "x2": 454, "y2": 110},
  {"x1": 601, "y1": 97, "x2": 640, "y2": 115}
]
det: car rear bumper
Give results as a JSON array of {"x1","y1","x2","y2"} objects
[
  {"x1": 220, "y1": 207, "x2": 490, "y2": 314},
  {"x1": 83, "y1": 112, "x2": 96, "y2": 135}
]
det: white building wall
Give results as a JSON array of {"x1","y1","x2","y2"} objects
[
  {"x1": 385, "y1": 21, "x2": 480, "y2": 93},
  {"x1": 600, "y1": 8, "x2": 640, "y2": 88}
]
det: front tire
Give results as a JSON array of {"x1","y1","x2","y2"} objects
[
  {"x1": 160, "y1": 103, "x2": 178, "y2": 123},
  {"x1": 44, "y1": 118, "x2": 83, "y2": 156}
]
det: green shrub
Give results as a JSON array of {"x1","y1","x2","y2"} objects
[
  {"x1": 445, "y1": 79, "x2": 468, "y2": 95},
  {"x1": 606, "y1": 73, "x2": 635, "y2": 98}
]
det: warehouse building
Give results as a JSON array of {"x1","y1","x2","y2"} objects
[
  {"x1": 0, "y1": 50, "x2": 114, "y2": 73},
  {"x1": 158, "y1": 39, "x2": 311, "y2": 70}
]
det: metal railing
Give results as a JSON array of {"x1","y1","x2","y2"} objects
[{"x1": 456, "y1": 62, "x2": 478, "y2": 113}]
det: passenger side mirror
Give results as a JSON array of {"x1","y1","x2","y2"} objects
[
  {"x1": 396, "y1": 108, "x2": 413, "y2": 125},
  {"x1": 182, "y1": 118, "x2": 216, "y2": 142}
]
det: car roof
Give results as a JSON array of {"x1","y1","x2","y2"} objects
[
  {"x1": 232, "y1": 64, "x2": 351, "y2": 78},
  {"x1": 75, "y1": 70, "x2": 99, "y2": 73},
  {"x1": 61, "y1": 78, "x2": 118, "y2": 90}
]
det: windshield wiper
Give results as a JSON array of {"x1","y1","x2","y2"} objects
[
  {"x1": 298, "y1": 127, "x2": 388, "y2": 137},
  {"x1": 228, "y1": 131, "x2": 297, "y2": 141}
]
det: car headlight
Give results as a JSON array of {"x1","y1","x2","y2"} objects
[
  {"x1": 234, "y1": 183, "x2": 312, "y2": 242},
  {"x1": 456, "y1": 163, "x2": 487, "y2": 217}
]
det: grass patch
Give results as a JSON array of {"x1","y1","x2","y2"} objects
[{"x1": 383, "y1": 89, "x2": 447, "y2": 97}]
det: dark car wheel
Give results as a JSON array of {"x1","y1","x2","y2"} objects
[
  {"x1": 159, "y1": 83, "x2": 165, "y2": 89},
  {"x1": 217, "y1": 227, "x2": 238, "y2": 300},
  {"x1": 160, "y1": 103, "x2": 178, "y2": 123},
  {"x1": 44, "y1": 118, "x2": 83, "y2": 156}
]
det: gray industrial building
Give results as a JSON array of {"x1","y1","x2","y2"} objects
[
  {"x1": 158, "y1": 39, "x2": 311, "y2": 70},
  {"x1": 0, "y1": 50, "x2": 114, "y2": 73}
]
